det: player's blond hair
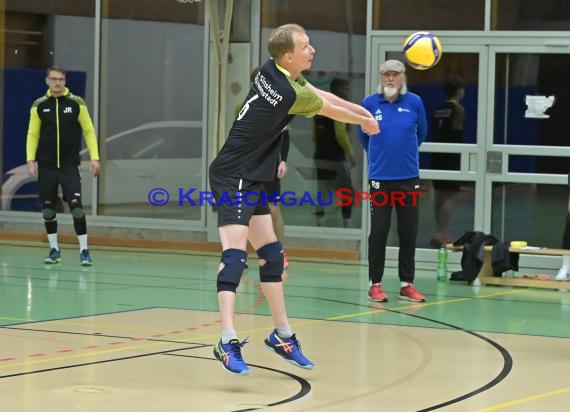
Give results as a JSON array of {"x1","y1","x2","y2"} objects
[{"x1": 267, "y1": 24, "x2": 306, "y2": 59}]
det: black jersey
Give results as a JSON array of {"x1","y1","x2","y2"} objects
[
  {"x1": 210, "y1": 59, "x2": 323, "y2": 181},
  {"x1": 430, "y1": 100, "x2": 464, "y2": 143}
]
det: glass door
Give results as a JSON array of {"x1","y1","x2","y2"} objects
[{"x1": 485, "y1": 47, "x2": 570, "y2": 252}]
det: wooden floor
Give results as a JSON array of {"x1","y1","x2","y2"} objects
[{"x1": 1, "y1": 241, "x2": 569, "y2": 411}]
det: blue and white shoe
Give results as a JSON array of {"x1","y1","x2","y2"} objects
[
  {"x1": 264, "y1": 330, "x2": 314, "y2": 370},
  {"x1": 80, "y1": 249, "x2": 93, "y2": 266},
  {"x1": 43, "y1": 248, "x2": 61, "y2": 264},
  {"x1": 213, "y1": 338, "x2": 250, "y2": 375}
]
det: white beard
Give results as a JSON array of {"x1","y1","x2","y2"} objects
[{"x1": 383, "y1": 85, "x2": 398, "y2": 97}]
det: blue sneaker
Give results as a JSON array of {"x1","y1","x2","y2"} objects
[
  {"x1": 264, "y1": 330, "x2": 314, "y2": 370},
  {"x1": 213, "y1": 338, "x2": 250, "y2": 375},
  {"x1": 43, "y1": 248, "x2": 61, "y2": 264},
  {"x1": 80, "y1": 249, "x2": 93, "y2": 266}
]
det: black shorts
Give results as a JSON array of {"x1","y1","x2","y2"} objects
[
  {"x1": 209, "y1": 173, "x2": 270, "y2": 227},
  {"x1": 38, "y1": 166, "x2": 82, "y2": 203},
  {"x1": 433, "y1": 179, "x2": 461, "y2": 191},
  {"x1": 263, "y1": 178, "x2": 281, "y2": 202},
  {"x1": 431, "y1": 152, "x2": 461, "y2": 191}
]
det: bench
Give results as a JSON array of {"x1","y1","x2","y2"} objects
[{"x1": 446, "y1": 244, "x2": 570, "y2": 289}]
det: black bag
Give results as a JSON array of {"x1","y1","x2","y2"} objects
[
  {"x1": 491, "y1": 242, "x2": 520, "y2": 277},
  {"x1": 450, "y1": 231, "x2": 499, "y2": 283}
]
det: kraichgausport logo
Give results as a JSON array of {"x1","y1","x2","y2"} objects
[{"x1": 147, "y1": 188, "x2": 422, "y2": 207}]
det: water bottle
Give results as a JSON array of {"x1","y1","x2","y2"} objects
[{"x1": 437, "y1": 247, "x2": 448, "y2": 283}]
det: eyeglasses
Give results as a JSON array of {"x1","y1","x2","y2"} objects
[{"x1": 48, "y1": 77, "x2": 66, "y2": 82}]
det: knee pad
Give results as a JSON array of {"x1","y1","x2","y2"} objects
[
  {"x1": 69, "y1": 198, "x2": 84, "y2": 219},
  {"x1": 42, "y1": 201, "x2": 56, "y2": 221},
  {"x1": 257, "y1": 241, "x2": 284, "y2": 282},
  {"x1": 217, "y1": 249, "x2": 248, "y2": 292}
]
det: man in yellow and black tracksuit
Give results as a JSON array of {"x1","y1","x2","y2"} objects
[{"x1": 26, "y1": 66, "x2": 101, "y2": 266}]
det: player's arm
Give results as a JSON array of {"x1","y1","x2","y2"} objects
[
  {"x1": 357, "y1": 100, "x2": 373, "y2": 153},
  {"x1": 26, "y1": 106, "x2": 41, "y2": 176},
  {"x1": 78, "y1": 104, "x2": 102, "y2": 176},
  {"x1": 291, "y1": 79, "x2": 377, "y2": 135},
  {"x1": 280, "y1": 128, "x2": 290, "y2": 162},
  {"x1": 78, "y1": 104, "x2": 99, "y2": 161},
  {"x1": 317, "y1": 100, "x2": 379, "y2": 136},
  {"x1": 277, "y1": 128, "x2": 289, "y2": 179},
  {"x1": 307, "y1": 82, "x2": 373, "y2": 119}
]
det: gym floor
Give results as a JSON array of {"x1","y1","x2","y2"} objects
[{"x1": 1, "y1": 241, "x2": 569, "y2": 411}]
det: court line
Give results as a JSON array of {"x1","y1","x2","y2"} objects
[
  {"x1": 168, "y1": 353, "x2": 312, "y2": 412},
  {"x1": 292, "y1": 321, "x2": 434, "y2": 412},
  {"x1": 292, "y1": 287, "x2": 528, "y2": 325},
  {"x1": 476, "y1": 387, "x2": 570, "y2": 411}
]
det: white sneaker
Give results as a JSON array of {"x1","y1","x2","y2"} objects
[{"x1": 555, "y1": 268, "x2": 569, "y2": 281}]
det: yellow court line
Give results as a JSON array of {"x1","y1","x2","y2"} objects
[
  {"x1": 235, "y1": 288, "x2": 530, "y2": 335},
  {"x1": 325, "y1": 288, "x2": 528, "y2": 322},
  {"x1": 0, "y1": 284, "x2": 529, "y2": 331},
  {"x1": 477, "y1": 386, "x2": 570, "y2": 411}
]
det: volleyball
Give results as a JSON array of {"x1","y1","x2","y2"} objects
[{"x1": 403, "y1": 32, "x2": 443, "y2": 70}]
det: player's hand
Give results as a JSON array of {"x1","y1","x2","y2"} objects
[
  {"x1": 27, "y1": 161, "x2": 38, "y2": 177},
  {"x1": 90, "y1": 160, "x2": 102, "y2": 177},
  {"x1": 361, "y1": 117, "x2": 380, "y2": 135},
  {"x1": 277, "y1": 161, "x2": 288, "y2": 179}
]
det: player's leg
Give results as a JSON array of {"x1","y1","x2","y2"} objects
[
  {"x1": 60, "y1": 167, "x2": 91, "y2": 265},
  {"x1": 217, "y1": 224, "x2": 248, "y2": 332},
  {"x1": 38, "y1": 167, "x2": 61, "y2": 263},
  {"x1": 395, "y1": 178, "x2": 426, "y2": 302},
  {"x1": 248, "y1": 213, "x2": 283, "y2": 323},
  {"x1": 213, "y1": 224, "x2": 250, "y2": 375},
  {"x1": 263, "y1": 178, "x2": 288, "y2": 268},
  {"x1": 210, "y1": 174, "x2": 254, "y2": 375},
  {"x1": 249, "y1": 213, "x2": 314, "y2": 369}
]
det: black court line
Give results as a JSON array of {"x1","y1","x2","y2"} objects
[
  {"x1": 0, "y1": 306, "x2": 161, "y2": 327},
  {"x1": 317, "y1": 296, "x2": 513, "y2": 412},
  {"x1": 167, "y1": 353, "x2": 312, "y2": 412},
  {"x1": 401, "y1": 310, "x2": 512, "y2": 412}
]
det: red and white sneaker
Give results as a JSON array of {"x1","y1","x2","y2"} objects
[
  {"x1": 368, "y1": 284, "x2": 388, "y2": 302},
  {"x1": 399, "y1": 284, "x2": 426, "y2": 302}
]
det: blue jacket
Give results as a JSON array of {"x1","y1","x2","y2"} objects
[{"x1": 358, "y1": 92, "x2": 427, "y2": 180}]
